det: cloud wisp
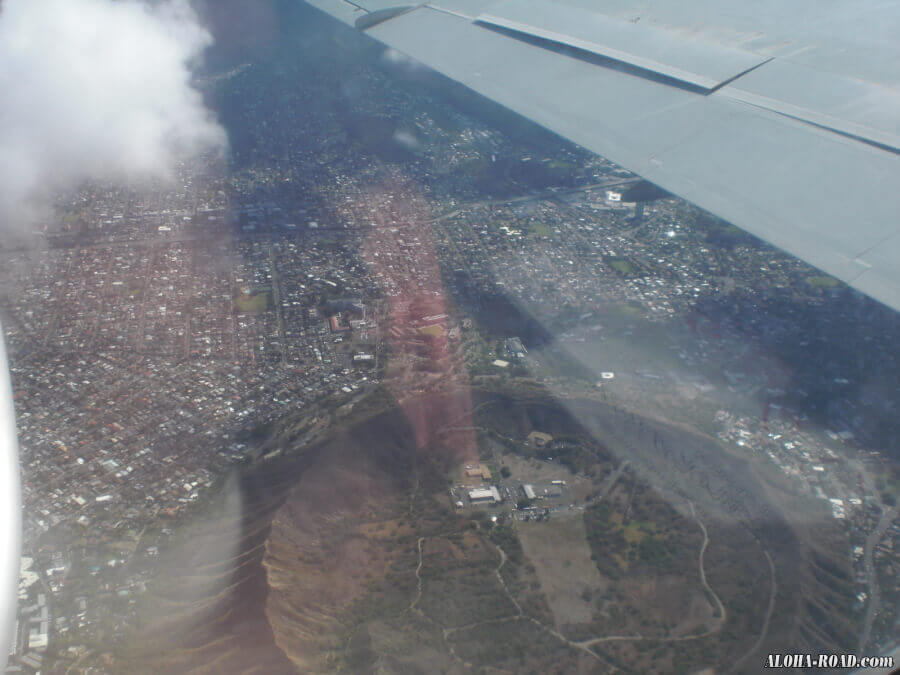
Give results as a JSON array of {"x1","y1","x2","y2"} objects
[{"x1": 0, "y1": 0, "x2": 227, "y2": 230}]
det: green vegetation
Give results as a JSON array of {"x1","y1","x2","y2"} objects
[
  {"x1": 610, "y1": 302, "x2": 642, "y2": 318},
  {"x1": 684, "y1": 205, "x2": 760, "y2": 249},
  {"x1": 879, "y1": 467, "x2": 900, "y2": 505},
  {"x1": 528, "y1": 222, "x2": 553, "y2": 237},
  {"x1": 234, "y1": 289, "x2": 272, "y2": 314},
  {"x1": 468, "y1": 394, "x2": 610, "y2": 474},
  {"x1": 605, "y1": 256, "x2": 635, "y2": 275},
  {"x1": 637, "y1": 536, "x2": 670, "y2": 565},
  {"x1": 451, "y1": 618, "x2": 579, "y2": 671},
  {"x1": 547, "y1": 159, "x2": 576, "y2": 171},
  {"x1": 583, "y1": 476, "x2": 703, "y2": 590},
  {"x1": 806, "y1": 275, "x2": 841, "y2": 288},
  {"x1": 121, "y1": 387, "x2": 822, "y2": 674},
  {"x1": 622, "y1": 180, "x2": 670, "y2": 202},
  {"x1": 489, "y1": 523, "x2": 523, "y2": 563}
]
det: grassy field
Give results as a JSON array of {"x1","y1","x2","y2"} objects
[
  {"x1": 806, "y1": 275, "x2": 840, "y2": 288},
  {"x1": 529, "y1": 222, "x2": 553, "y2": 237},
  {"x1": 518, "y1": 515, "x2": 607, "y2": 627},
  {"x1": 605, "y1": 257, "x2": 635, "y2": 275},
  {"x1": 234, "y1": 290, "x2": 271, "y2": 314},
  {"x1": 547, "y1": 159, "x2": 577, "y2": 171},
  {"x1": 417, "y1": 324, "x2": 445, "y2": 338}
]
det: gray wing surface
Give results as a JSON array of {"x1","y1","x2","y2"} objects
[
  {"x1": 0, "y1": 325, "x2": 21, "y2": 671},
  {"x1": 303, "y1": 0, "x2": 900, "y2": 311}
]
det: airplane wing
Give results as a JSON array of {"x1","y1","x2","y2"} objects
[
  {"x1": 302, "y1": 0, "x2": 900, "y2": 311},
  {"x1": 0, "y1": 325, "x2": 21, "y2": 670}
]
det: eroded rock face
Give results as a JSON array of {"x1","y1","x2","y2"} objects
[
  {"x1": 115, "y1": 464, "x2": 307, "y2": 675},
  {"x1": 263, "y1": 459, "x2": 400, "y2": 672},
  {"x1": 118, "y1": 391, "x2": 857, "y2": 674},
  {"x1": 260, "y1": 402, "x2": 427, "y2": 672}
]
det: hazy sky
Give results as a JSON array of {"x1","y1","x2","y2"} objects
[{"x1": 0, "y1": 0, "x2": 226, "y2": 230}]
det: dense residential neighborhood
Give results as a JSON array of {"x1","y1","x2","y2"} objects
[{"x1": 1, "y1": 8, "x2": 897, "y2": 672}]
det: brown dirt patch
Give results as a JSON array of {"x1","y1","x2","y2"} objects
[{"x1": 517, "y1": 516, "x2": 607, "y2": 627}]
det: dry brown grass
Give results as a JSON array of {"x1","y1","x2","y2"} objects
[{"x1": 518, "y1": 516, "x2": 607, "y2": 627}]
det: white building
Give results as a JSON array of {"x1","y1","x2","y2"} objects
[{"x1": 468, "y1": 486, "x2": 502, "y2": 503}]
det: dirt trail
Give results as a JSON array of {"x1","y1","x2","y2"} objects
[
  {"x1": 409, "y1": 498, "x2": 726, "y2": 669},
  {"x1": 575, "y1": 501, "x2": 726, "y2": 649},
  {"x1": 410, "y1": 537, "x2": 425, "y2": 611},
  {"x1": 412, "y1": 527, "x2": 616, "y2": 671},
  {"x1": 690, "y1": 501, "x2": 727, "y2": 627}
]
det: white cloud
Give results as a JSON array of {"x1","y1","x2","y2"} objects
[{"x1": 0, "y1": 0, "x2": 227, "y2": 229}]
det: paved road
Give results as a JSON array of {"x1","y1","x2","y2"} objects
[{"x1": 860, "y1": 504, "x2": 899, "y2": 650}]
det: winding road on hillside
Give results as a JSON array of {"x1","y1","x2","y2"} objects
[
  {"x1": 860, "y1": 504, "x2": 899, "y2": 650},
  {"x1": 574, "y1": 500, "x2": 726, "y2": 648}
]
